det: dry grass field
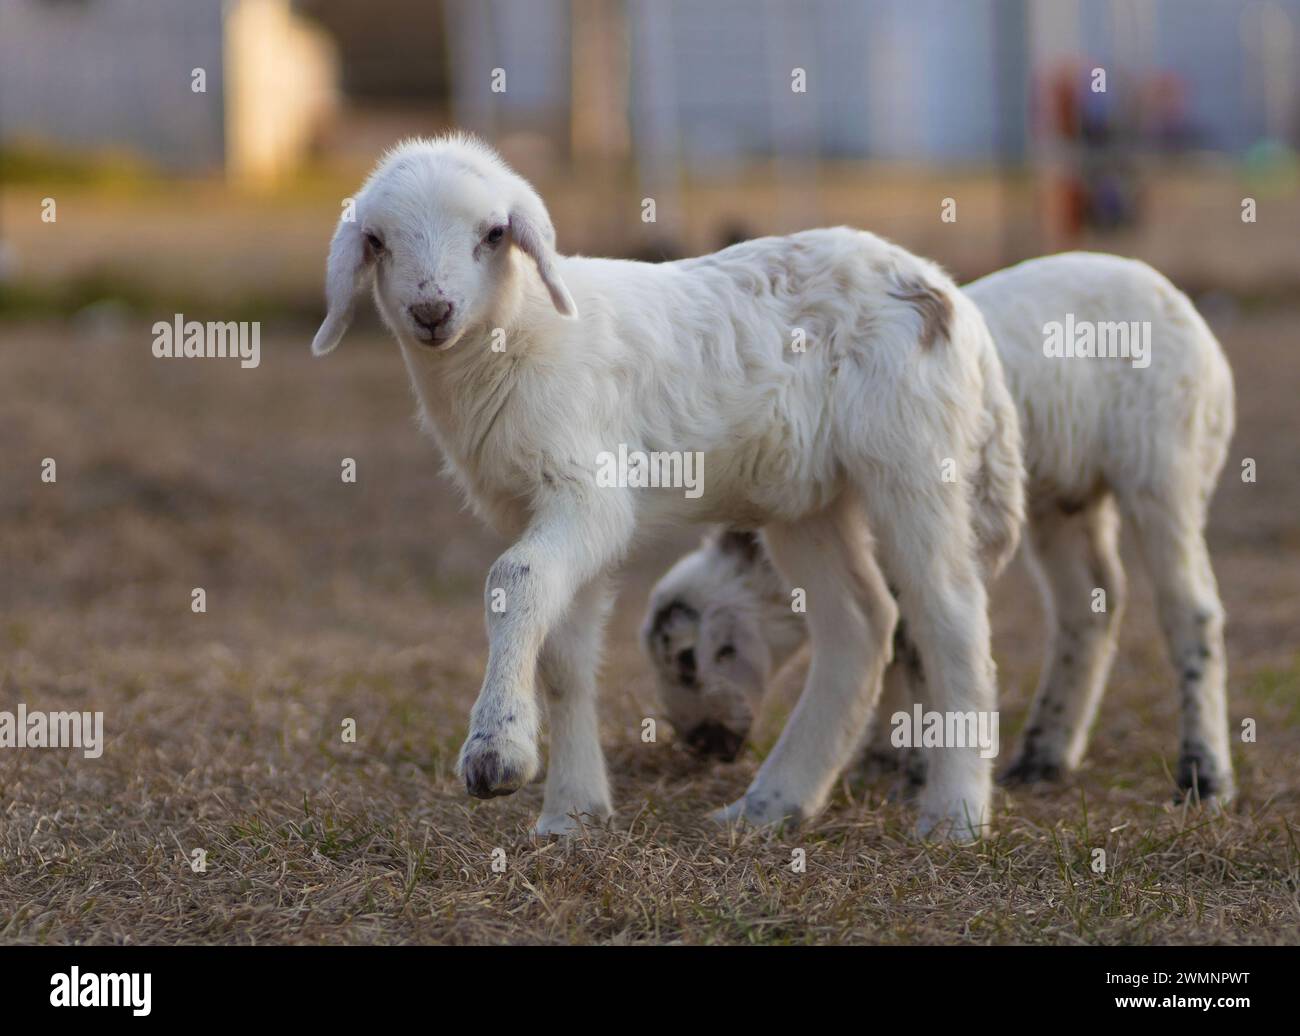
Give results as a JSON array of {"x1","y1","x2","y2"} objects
[{"x1": 1, "y1": 298, "x2": 1297, "y2": 945}]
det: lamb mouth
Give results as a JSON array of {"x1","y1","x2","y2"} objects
[
  {"x1": 413, "y1": 328, "x2": 455, "y2": 349},
  {"x1": 684, "y1": 722, "x2": 745, "y2": 761}
]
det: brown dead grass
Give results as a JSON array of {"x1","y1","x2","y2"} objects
[{"x1": 0, "y1": 311, "x2": 1298, "y2": 945}]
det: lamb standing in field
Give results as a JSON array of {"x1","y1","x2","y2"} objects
[
  {"x1": 311, "y1": 134, "x2": 1025, "y2": 839},
  {"x1": 643, "y1": 253, "x2": 1237, "y2": 804}
]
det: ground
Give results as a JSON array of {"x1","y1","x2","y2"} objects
[{"x1": 0, "y1": 298, "x2": 1296, "y2": 945}]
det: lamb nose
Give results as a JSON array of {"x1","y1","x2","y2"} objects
[
  {"x1": 676, "y1": 648, "x2": 697, "y2": 683},
  {"x1": 410, "y1": 300, "x2": 452, "y2": 329}
]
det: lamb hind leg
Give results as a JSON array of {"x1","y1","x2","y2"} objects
[
  {"x1": 868, "y1": 486, "x2": 998, "y2": 840},
  {"x1": 1002, "y1": 494, "x2": 1126, "y2": 784},
  {"x1": 1127, "y1": 494, "x2": 1234, "y2": 803},
  {"x1": 710, "y1": 498, "x2": 897, "y2": 827},
  {"x1": 859, "y1": 622, "x2": 928, "y2": 795}
]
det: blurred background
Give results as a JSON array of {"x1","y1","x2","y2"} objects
[{"x1": 2, "y1": 0, "x2": 1299, "y2": 313}]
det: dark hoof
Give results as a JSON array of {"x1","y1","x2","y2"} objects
[
  {"x1": 463, "y1": 750, "x2": 522, "y2": 799},
  {"x1": 999, "y1": 755, "x2": 1064, "y2": 786},
  {"x1": 858, "y1": 747, "x2": 905, "y2": 778},
  {"x1": 858, "y1": 748, "x2": 927, "y2": 800},
  {"x1": 1175, "y1": 759, "x2": 1228, "y2": 803}
]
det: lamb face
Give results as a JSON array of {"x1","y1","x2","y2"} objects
[
  {"x1": 310, "y1": 135, "x2": 575, "y2": 359},
  {"x1": 642, "y1": 531, "x2": 805, "y2": 759}
]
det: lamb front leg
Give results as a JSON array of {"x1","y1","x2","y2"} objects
[
  {"x1": 457, "y1": 495, "x2": 631, "y2": 808},
  {"x1": 534, "y1": 574, "x2": 615, "y2": 834}
]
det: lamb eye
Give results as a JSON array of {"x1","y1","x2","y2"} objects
[
  {"x1": 485, "y1": 225, "x2": 505, "y2": 245},
  {"x1": 364, "y1": 232, "x2": 385, "y2": 252}
]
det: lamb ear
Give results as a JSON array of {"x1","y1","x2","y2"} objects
[
  {"x1": 509, "y1": 207, "x2": 577, "y2": 319},
  {"x1": 312, "y1": 217, "x2": 370, "y2": 356}
]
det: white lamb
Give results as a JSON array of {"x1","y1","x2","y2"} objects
[
  {"x1": 311, "y1": 134, "x2": 1025, "y2": 839},
  {"x1": 643, "y1": 253, "x2": 1237, "y2": 804}
]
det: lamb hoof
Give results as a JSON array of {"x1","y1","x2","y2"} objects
[
  {"x1": 999, "y1": 754, "x2": 1064, "y2": 786},
  {"x1": 1175, "y1": 760, "x2": 1234, "y2": 807},
  {"x1": 458, "y1": 732, "x2": 538, "y2": 799},
  {"x1": 533, "y1": 808, "x2": 611, "y2": 836},
  {"x1": 708, "y1": 792, "x2": 803, "y2": 829}
]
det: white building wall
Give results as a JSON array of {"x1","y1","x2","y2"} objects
[{"x1": 0, "y1": 0, "x2": 226, "y2": 169}]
